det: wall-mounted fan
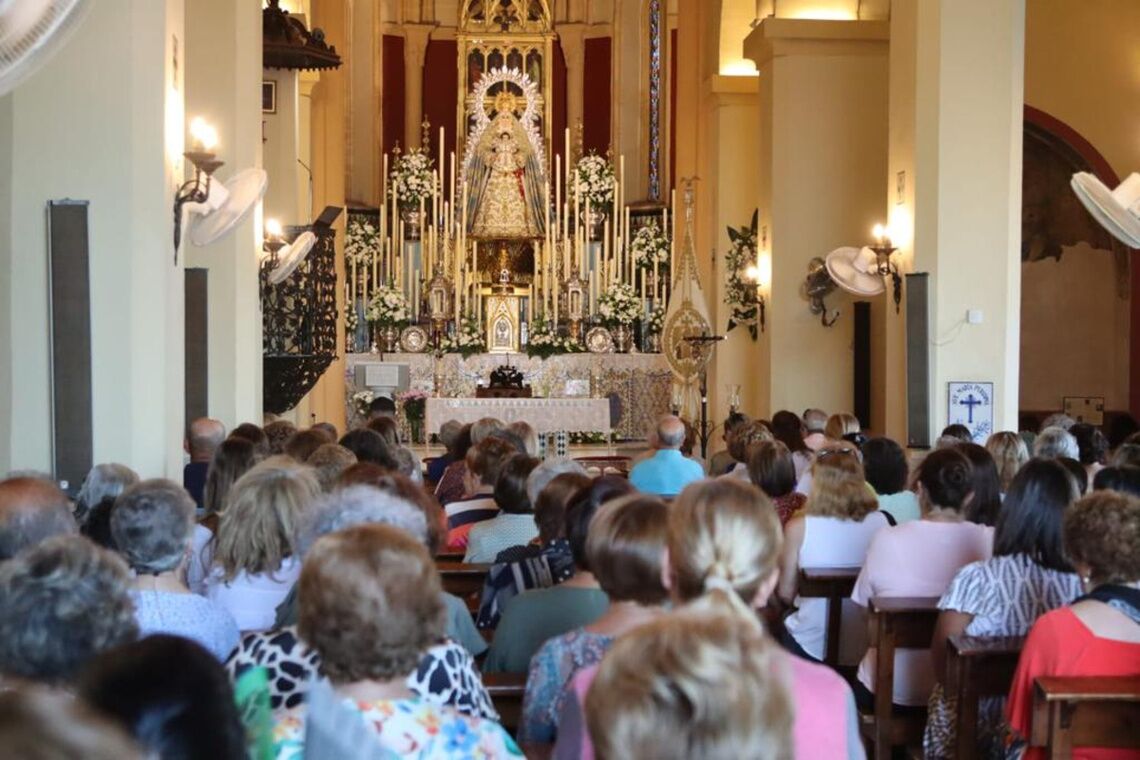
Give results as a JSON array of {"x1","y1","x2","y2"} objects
[
  {"x1": 801, "y1": 256, "x2": 839, "y2": 327},
  {"x1": 183, "y1": 167, "x2": 269, "y2": 248},
  {"x1": 0, "y1": 0, "x2": 91, "y2": 97},
  {"x1": 268, "y1": 230, "x2": 317, "y2": 284},
  {"x1": 1071, "y1": 172, "x2": 1140, "y2": 249},
  {"x1": 826, "y1": 246, "x2": 886, "y2": 297}
]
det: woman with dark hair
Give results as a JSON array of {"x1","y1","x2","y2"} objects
[
  {"x1": 1058, "y1": 457, "x2": 1090, "y2": 495},
  {"x1": 956, "y1": 442, "x2": 1003, "y2": 526},
  {"x1": 1092, "y1": 464, "x2": 1140, "y2": 497},
  {"x1": 923, "y1": 459, "x2": 1080, "y2": 759},
  {"x1": 862, "y1": 436, "x2": 920, "y2": 523},
  {"x1": 747, "y1": 440, "x2": 805, "y2": 525},
  {"x1": 771, "y1": 410, "x2": 813, "y2": 479},
  {"x1": 337, "y1": 428, "x2": 399, "y2": 471},
  {"x1": 434, "y1": 424, "x2": 474, "y2": 506},
  {"x1": 851, "y1": 448, "x2": 992, "y2": 711},
  {"x1": 78, "y1": 635, "x2": 248, "y2": 760},
  {"x1": 483, "y1": 476, "x2": 633, "y2": 673},
  {"x1": 1069, "y1": 422, "x2": 1109, "y2": 483},
  {"x1": 464, "y1": 454, "x2": 542, "y2": 563},
  {"x1": 229, "y1": 423, "x2": 269, "y2": 458}
]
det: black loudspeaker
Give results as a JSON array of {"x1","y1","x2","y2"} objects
[
  {"x1": 853, "y1": 302, "x2": 871, "y2": 430},
  {"x1": 47, "y1": 201, "x2": 92, "y2": 491},
  {"x1": 905, "y1": 273, "x2": 931, "y2": 449},
  {"x1": 185, "y1": 269, "x2": 209, "y2": 425}
]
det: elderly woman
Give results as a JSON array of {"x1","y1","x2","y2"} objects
[
  {"x1": 445, "y1": 436, "x2": 518, "y2": 549},
  {"x1": 111, "y1": 480, "x2": 239, "y2": 661},
  {"x1": 1033, "y1": 425, "x2": 1080, "y2": 460},
  {"x1": 0, "y1": 535, "x2": 137, "y2": 685},
  {"x1": 270, "y1": 524, "x2": 519, "y2": 758},
  {"x1": 861, "y1": 436, "x2": 921, "y2": 523},
  {"x1": 719, "y1": 419, "x2": 774, "y2": 481},
  {"x1": 771, "y1": 410, "x2": 813, "y2": 480},
  {"x1": 519, "y1": 495, "x2": 669, "y2": 746},
  {"x1": 464, "y1": 454, "x2": 541, "y2": 563},
  {"x1": 228, "y1": 484, "x2": 496, "y2": 718},
  {"x1": 778, "y1": 444, "x2": 891, "y2": 665},
  {"x1": 206, "y1": 457, "x2": 320, "y2": 632},
  {"x1": 75, "y1": 463, "x2": 139, "y2": 524},
  {"x1": 508, "y1": 420, "x2": 540, "y2": 458},
  {"x1": 434, "y1": 424, "x2": 474, "y2": 505},
  {"x1": 923, "y1": 459, "x2": 1080, "y2": 759},
  {"x1": 1005, "y1": 490, "x2": 1140, "y2": 759},
  {"x1": 747, "y1": 439, "x2": 806, "y2": 525},
  {"x1": 985, "y1": 430, "x2": 1029, "y2": 493}
]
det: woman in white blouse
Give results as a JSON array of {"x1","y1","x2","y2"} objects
[{"x1": 205, "y1": 456, "x2": 320, "y2": 632}]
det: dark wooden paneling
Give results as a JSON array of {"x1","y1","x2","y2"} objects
[
  {"x1": 423, "y1": 40, "x2": 459, "y2": 165},
  {"x1": 906, "y1": 273, "x2": 931, "y2": 448},
  {"x1": 552, "y1": 39, "x2": 567, "y2": 168},
  {"x1": 383, "y1": 35, "x2": 406, "y2": 155},
  {"x1": 583, "y1": 37, "x2": 612, "y2": 155},
  {"x1": 854, "y1": 302, "x2": 871, "y2": 430},
  {"x1": 184, "y1": 268, "x2": 208, "y2": 426}
]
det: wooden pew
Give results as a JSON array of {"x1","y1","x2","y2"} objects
[
  {"x1": 797, "y1": 566, "x2": 860, "y2": 668},
  {"x1": 1031, "y1": 675, "x2": 1140, "y2": 759},
  {"x1": 483, "y1": 672, "x2": 527, "y2": 734},
  {"x1": 944, "y1": 634, "x2": 1023, "y2": 760},
  {"x1": 435, "y1": 551, "x2": 466, "y2": 563},
  {"x1": 573, "y1": 456, "x2": 631, "y2": 477},
  {"x1": 861, "y1": 596, "x2": 941, "y2": 760},
  {"x1": 437, "y1": 561, "x2": 491, "y2": 613}
]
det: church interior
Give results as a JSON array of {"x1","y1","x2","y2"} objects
[{"x1": 1, "y1": 1, "x2": 1139, "y2": 758}]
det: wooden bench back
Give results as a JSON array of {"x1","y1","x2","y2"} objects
[
  {"x1": 1031, "y1": 675, "x2": 1140, "y2": 759},
  {"x1": 797, "y1": 566, "x2": 859, "y2": 667},
  {"x1": 864, "y1": 596, "x2": 941, "y2": 760},
  {"x1": 482, "y1": 672, "x2": 527, "y2": 733},
  {"x1": 944, "y1": 634, "x2": 1023, "y2": 760},
  {"x1": 437, "y1": 561, "x2": 491, "y2": 612}
]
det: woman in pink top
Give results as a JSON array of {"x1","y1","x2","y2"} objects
[
  {"x1": 851, "y1": 447, "x2": 993, "y2": 709},
  {"x1": 1005, "y1": 490, "x2": 1140, "y2": 760},
  {"x1": 553, "y1": 479, "x2": 864, "y2": 760}
]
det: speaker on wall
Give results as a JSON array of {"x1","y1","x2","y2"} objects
[
  {"x1": 47, "y1": 200, "x2": 92, "y2": 492},
  {"x1": 184, "y1": 269, "x2": 209, "y2": 426},
  {"x1": 905, "y1": 273, "x2": 931, "y2": 449},
  {"x1": 853, "y1": 302, "x2": 871, "y2": 430}
]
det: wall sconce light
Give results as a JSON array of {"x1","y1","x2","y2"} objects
[
  {"x1": 744, "y1": 261, "x2": 767, "y2": 333},
  {"x1": 870, "y1": 223, "x2": 903, "y2": 313},
  {"x1": 173, "y1": 117, "x2": 224, "y2": 262}
]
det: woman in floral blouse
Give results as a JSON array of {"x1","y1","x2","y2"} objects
[{"x1": 271, "y1": 524, "x2": 520, "y2": 759}]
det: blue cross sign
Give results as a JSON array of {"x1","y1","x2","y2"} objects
[{"x1": 960, "y1": 394, "x2": 982, "y2": 424}]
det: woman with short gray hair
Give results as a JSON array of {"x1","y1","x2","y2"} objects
[
  {"x1": 75, "y1": 463, "x2": 139, "y2": 524},
  {"x1": 1033, "y1": 426, "x2": 1080, "y2": 460},
  {"x1": 0, "y1": 535, "x2": 137, "y2": 685},
  {"x1": 111, "y1": 480, "x2": 239, "y2": 661}
]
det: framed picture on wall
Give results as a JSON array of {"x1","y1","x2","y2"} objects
[
  {"x1": 262, "y1": 80, "x2": 277, "y2": 114},
  {"x1": 947, "y1": 381, "x2": 994, "y2": 443}
]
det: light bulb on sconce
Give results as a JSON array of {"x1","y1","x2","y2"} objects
[
  {"x1": 189, "y1": 117, "x2": 218, "y2": 152},
  {"x1": 173, "y1": 117, "x2": 226, "y2": 262},
  {"x1": 869, "y1": 221, "x2": 902, "y2": 313},
  {"x1": 263, "y1": 218, "x2": 287, "y2": 259},
  {"x1": 265, "y1": 218, "x2": 283, "y2": 239},
  {"x1": 743, "y1": 257, "x2": 767, "y2": 333}
]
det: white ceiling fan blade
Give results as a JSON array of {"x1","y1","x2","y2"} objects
[
  {"x1": 188, "y1": 168, "x2": 268, "y2": 247},
  {"x1": 0, "y1": 0, "x2": 91, "y2": 97},
  {"x1": 268, "y1": 231, "x2": 317, "y2": 284}
]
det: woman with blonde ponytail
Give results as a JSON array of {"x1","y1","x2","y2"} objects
[{"x1": 554, "y1": 479, "x2": 864, "y2": 760}]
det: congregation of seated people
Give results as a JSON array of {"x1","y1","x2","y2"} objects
[{"x1": 1, "y1": 407, "x2": 1139, "y2": 759}]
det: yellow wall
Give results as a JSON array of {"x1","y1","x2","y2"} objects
[{"x1": 1020, "y1": 0, "x2": 1140, "y2": 412}]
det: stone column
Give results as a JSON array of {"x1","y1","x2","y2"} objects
[
  {"x1": 744, "y1": 18, "x2": 889, "y2": 418},
  {"x1": 186, "y1": 0, "x2": 264, "y2": 432},
  {"x1": 0, "y1": 0, "x2": 186, "y2": 476},
  {"x1": 559, "y1": 24, "x2": 588, "y2": 139},
  {"x1": 882, "y1": 0, "x2": 1026, "y2": 440},
  {"x1": 404, "y1": 25, "x2": 434, "y2": 150}
]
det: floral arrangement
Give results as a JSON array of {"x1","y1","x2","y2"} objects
[
  {"x1": 725, "y1": 209, "x2": 762, "y2": 341},
  {"x1": 526, "y1": 317, "x2": 582, "y2": 359},
  {"x1": 573, "y1": 153, "x2": 616, "y2": 210},
  {"x1": 344, "y1": 304, "x2": 358, "y2": 341},
  {"x1": 440, "y1": 314, "x2": 485, "y2": 358},
  {"x1": 397, "y1": 389, "x2": 428, "y2": 424},
  {"x1": 344, "y1": 213, "x2": 380, "y2": 266},
  {"x1": 366, "y1": 284, "x2": 410, "y2": 328},
  {"x1": 630, "y1": 221, "x2": 670, "y2": 272},
  {"x1": 646, "y1": 305, "x2": 666, "y2": 336},
  {"x1": 351, "y1": 390, "x2": 374, "y2": 416},
  {"x1": 597, "y1": 283, "x2": 642, "y2": 328},
  {"x1": 390, "y1": 147, "x2": 436, "y2": 210}
]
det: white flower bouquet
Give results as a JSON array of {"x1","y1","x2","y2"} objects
[
  {"x1": 526, "y1": 317, "x2": 581, "y2": 359},
  {"x1": 352, "y1": 390, "x2": 374, "y2": 416},
  {"x1": 630, "y1": 221, "x2": 671, "y2": 272},
  {"x1": 390, "y1": 149, "x2": 437, "y2": 210},
  {"x1": 573, "y1": 153, "x2": 616, "y2": 209},
  {"x1": 440, "y1": 314, "x2": 486, "y2": 358},
  {"x1": 344, "y1": 214, "x2": 380, "y2": 266},
  {"x1": 646, "y1": 305, "x2": 666, "y2": 336},
  {"x1": 366, "y1": 284, "x2": 410, "y2": 328},
  {"x1": 597, "y1": 283, "x2": 642, "y2": 328},
  {"x1": 725, "y1": 210, "x2": 761, "y2": 341}
]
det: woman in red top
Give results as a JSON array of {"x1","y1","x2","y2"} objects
[{"x1": 1005, "y1": 490, "x2": 1140, "y2": 759}]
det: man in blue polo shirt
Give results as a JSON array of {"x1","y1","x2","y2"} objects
[{"x1": 629, "y1": 415, "x2": 705, "y2": 496}]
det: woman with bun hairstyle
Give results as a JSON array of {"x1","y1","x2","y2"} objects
[
  {"x1": 851, "y1": 447, "x2": 993, "y2": 711},
  {"x1": 554, "y1": 479, "x2": 862, "y2": 760}
]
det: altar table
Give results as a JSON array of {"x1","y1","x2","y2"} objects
[{"x1": 425, "y1": 397, "x2": 611, "y2": 437}]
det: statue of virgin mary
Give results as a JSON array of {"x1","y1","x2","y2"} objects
[{"x1": 466, "y1": 94, "x2": 546, "y2": 239}]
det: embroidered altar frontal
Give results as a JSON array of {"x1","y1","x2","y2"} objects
[{"x1": 345, "y1": 352, "x2": 672, "y2": 441}]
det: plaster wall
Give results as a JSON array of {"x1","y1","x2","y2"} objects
[{"x1": 0, "y1": 0, "x2": 186, "y2": 476}]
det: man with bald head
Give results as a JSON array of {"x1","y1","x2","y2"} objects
[
  {"x1": 629, "y1": 415, "x2": 705, "y2": 497},
  {"x1": 0, "y1": 478, "x2": 76, "y2": 561},
  {"x1": 183, "y1": 417, "x2": 225, "y2": 511}
]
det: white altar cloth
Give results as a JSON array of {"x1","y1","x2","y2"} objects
[{"x1": 425, "y1": 397, "x2": 611, "y2": 437}]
